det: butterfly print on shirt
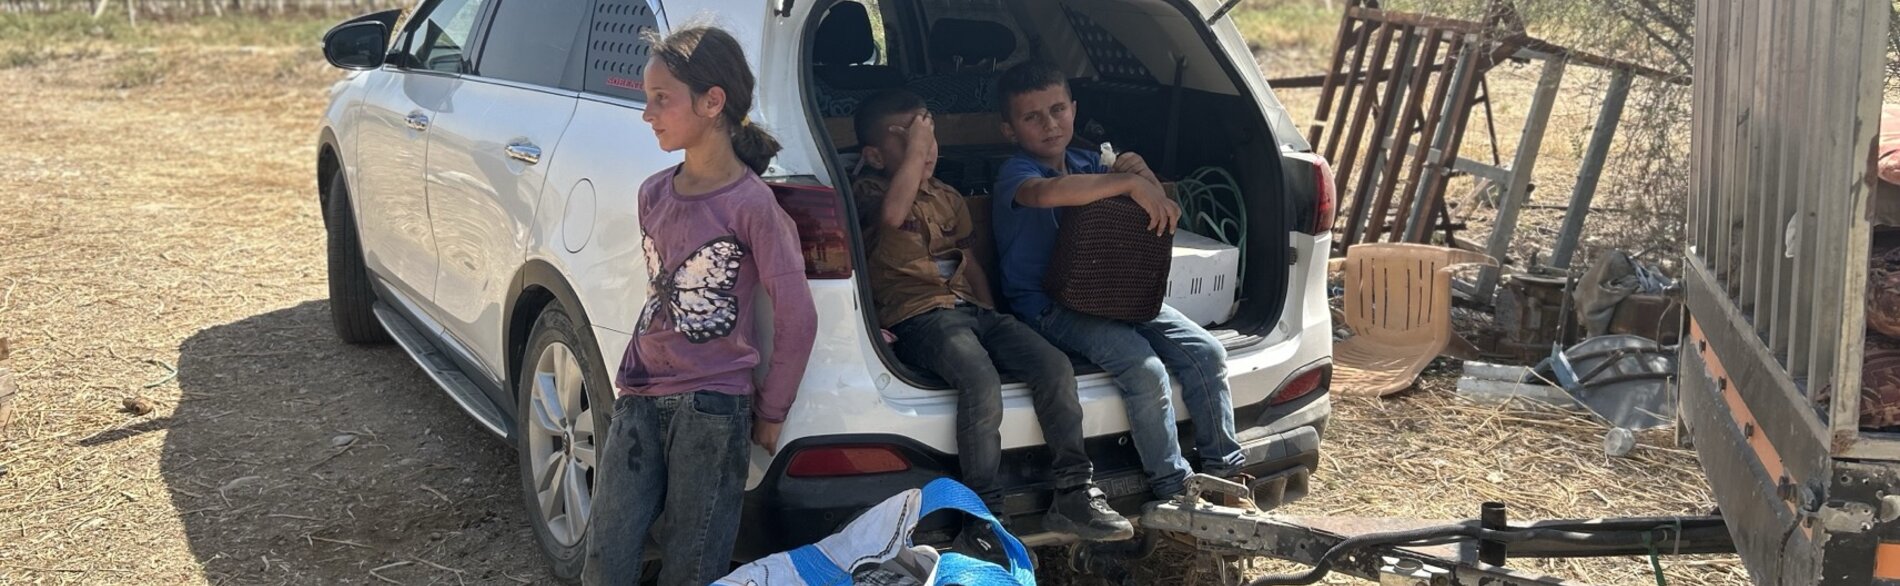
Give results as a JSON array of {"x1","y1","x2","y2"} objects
[{"x1": 636, "y1": 234, "x2": 748, "y2": 343}]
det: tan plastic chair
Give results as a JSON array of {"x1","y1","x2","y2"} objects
[{"x1": 1331, "y1": 244, "x2": 1498, "y2": 397}]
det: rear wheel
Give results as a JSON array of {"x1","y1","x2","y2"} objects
[
  {"x1": 323, "y1": 169, "x2": 390, "y2": 344},
  {"x1": 516, "y1": 305, "x2": 613, "y2": 582}
]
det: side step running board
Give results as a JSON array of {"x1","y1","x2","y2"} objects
[{"x1": 372, "y1": 302, "x2": 511, "y2": 439}]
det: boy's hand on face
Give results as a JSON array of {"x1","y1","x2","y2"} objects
[
  {"x1": 1111, "y1": 151, "x2": 1160, "y2": 186},
  {"x1": 891, "y1": 112, "x2": 938, "y2": 169},
  {"x1": 1130, "y1": 178, "x2": 1181, "y2": 236}
]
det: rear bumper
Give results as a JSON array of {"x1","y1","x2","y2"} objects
[{"x1": 732, "y1": 390, "x2": 1332, "y2": 559}]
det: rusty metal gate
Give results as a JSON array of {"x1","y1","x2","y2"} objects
[{"x1": 1303, "y1": 1, "x2": 1682, "y2": 300}]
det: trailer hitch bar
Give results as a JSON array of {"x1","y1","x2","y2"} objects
[{"x1": 1134, "y1": 474, "x2": 1734, "y2": 586}]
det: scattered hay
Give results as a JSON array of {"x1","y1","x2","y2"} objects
[{"x1": 106, "y1": 53, "x2": 168, "y2": 88}]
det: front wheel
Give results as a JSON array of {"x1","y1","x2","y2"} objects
[
  {"x1": 516, "y1": 305, "x2": 613, "y2": 582},
  {"x1": 323, "y1": 169, "x2": 389, "y2": 344}
]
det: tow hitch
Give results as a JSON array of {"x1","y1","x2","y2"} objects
[{"x1": 1080, "y1": 474, "x2": 1733, "y2": 586}]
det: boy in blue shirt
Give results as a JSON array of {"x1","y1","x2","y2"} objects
[
  {"x1": 989, "y1": 61, "x2": 1244, "y2": 502},
  {"x1": 849, "y1": 89, "x2": 1133, "y2": 545}
]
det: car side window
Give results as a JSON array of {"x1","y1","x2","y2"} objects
[
  {"x1": 407, "y1": 0, "x2": 490, "y2": 74},
  {"x1": 582, "y1": 0, "x2": 664, "y2": 102},
  {"x1": 477, "y1": 0, "x2": 591, "y2": 89}
]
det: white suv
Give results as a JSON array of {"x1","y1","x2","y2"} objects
[{"x1": 316, "y1": 0, "x2": 1335, "y2": 580}]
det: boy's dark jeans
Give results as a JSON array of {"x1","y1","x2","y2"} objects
[
  {"x1": 583, "y1": 391, "x2": 752, "y2": 586},
  {"x1": 889, "y1": 305, "x2": 1094, "y2": 512}
]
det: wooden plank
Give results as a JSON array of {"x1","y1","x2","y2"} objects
[
  {"x1": 1799, "y1": 0, "x2": 1844, "y2": 384},
  {"x1": 1712, "y1": 0, "x2": 1742, "y2": 288},
  {"x1": 1785, "y1": 0, "x2": 1824, "y2": 379},
  {"x1": 1322, "y1": 18, "x2": 1376, "y2": 163},
  {"x1": 1335, "y1": 21, "x2": 1398, "y2": 246},
  {"x1": 1545, "y1": 70, "x2": 1632, "y2": 271},
  {"x1": 1697, "y1": 0, "x2": 1726, "y2": 266},
  {"x1": 1475, "y1": 53, "x2": 1563, "y2": 283},
  {"x1": 1780, "y1": 0, "x2": 1815, "y2": 369},
  {"x1": 1506, "y1": 37, "x2": 1685, "y2": 85},
  {"x1": 1748, "y1": 0, "x2": 1786, "y2": 343},
  {"x1": 1829, "y1": 0, "x2": 1886, "y2": 450},
  {"x1": 1308, "y1": 15, "x2": 1361, "y2": 147},
  {"x1": 1363, "y1": 27, "x2": 1438, "y2": 244},
  {"x1": 1314, "y1": 17, "x2": 1360, "y2": 151},
  {"x1": 1734, "y1": 0, "x2": 1764, "y2": 314},
  {"x1": 1694, "y1": 0, "x2": 1725, "y2": 266},
  {"x1": 1398, "y1": 32, "x2": 1468, "y2": 239},
  {"x1": 1343, "y1": 6, "x2": 1489, "y2": 35},
  {"x1": 1755, "y1": 0, "x2": 1786, "y2": 351},
  {"x1": 1405, "y1": 35, "x2": 1487, "y2": 243},
  {"x1": 1352, "y1": 25, "x2": 1428, "y2": 243},
  {"x1": 1810, "y1": 0, "x2": 1860, "y2": 408},
  {"x1": 1270, "y1": 60, "x2": 1455, "y2": 90}
]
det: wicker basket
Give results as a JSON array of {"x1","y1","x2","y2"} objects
[{"x1": 1043, "y1": 196, "x2": 1173, "y2": 322}]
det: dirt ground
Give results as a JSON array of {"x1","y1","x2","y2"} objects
[{"x1": 0, "y1": 9, "x2": 1745, "y2": 586}]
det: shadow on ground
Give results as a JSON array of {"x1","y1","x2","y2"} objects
[{"x1": 162, "y1": 301, "x2": 554, "y2": 585}]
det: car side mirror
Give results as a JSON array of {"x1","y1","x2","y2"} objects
[{"x1": 323, "y1": 21, "x2": 389, "y2": 70}]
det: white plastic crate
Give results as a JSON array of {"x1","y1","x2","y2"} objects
[{"x1": 1166, "y1": 230, "x2": 1241, "y2": 326}]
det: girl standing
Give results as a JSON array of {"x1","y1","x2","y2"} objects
[{"x1": 583, "y1": 25, "x2": 817, "y2": 586}]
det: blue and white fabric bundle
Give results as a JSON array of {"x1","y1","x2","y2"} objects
[{"x1": 715, "y1": 478, "x2": 1035, "y2": 586}]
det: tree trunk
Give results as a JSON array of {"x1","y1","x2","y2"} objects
[{"x1": 92, "y1": 0, "x2": 109, "y2": 19}]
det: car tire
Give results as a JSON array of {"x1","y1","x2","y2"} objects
[
  {"x1": 323, "y1": 170, "x2": 390, "y2": 344},
  {"x1": 516, "y1": 304, "x2": 615, "y2": 583}
]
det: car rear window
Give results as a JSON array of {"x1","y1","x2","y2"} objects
[{"x1": 583, "y1": 0, "x2": 663, "y2": 102}]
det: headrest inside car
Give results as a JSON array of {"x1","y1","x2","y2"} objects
[
  {"x1": 929, "y1": 19, "x2": 1016, "y2": 65},
  {"x1": 815, "y1": 1, "x2": 877, "y2": 66}
]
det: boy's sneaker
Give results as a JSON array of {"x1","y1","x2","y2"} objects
[
  {"x1": 950, "y1": 519, "x2": 1011, "y2": 568},
  {"x1": 1043, "y1": 486, "x2": 1136, "y2": 542}
]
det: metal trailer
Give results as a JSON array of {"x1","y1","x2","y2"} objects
[
  {"x1": 1678, "y1": 0, "x2": 1900, "y2": 582},
  {"x1": 1073, "y1": 0, "x2": 1897, "y2": 584}
]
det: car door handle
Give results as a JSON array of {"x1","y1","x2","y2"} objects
[
  {"x1": 505, "y1": 142, "x2": 542, "y2": 165},
  {"x1": 404, "y1": 112, "x2": 430, "y2": 131}
]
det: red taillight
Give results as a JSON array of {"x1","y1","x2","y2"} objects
[
  {"x1": 1313, "y1": 158, "x2": 1336, "y2": 234},
  {"x1": 785, "y1": 445, "x2": 911, "y2": 478},
  {"x1": 1288, "y1": 153, "x2": 1336, "y2": 236},
  {"x1": 769, "y1": 182, "x2": 853, "y2": 279},
  {"x1": 1269, "y1": 365, "x2": 1330, "y2": 406}
]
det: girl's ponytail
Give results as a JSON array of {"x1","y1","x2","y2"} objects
[
  {"x1": 648, "y1": 26, "x2": 778, "y2": 174},
  {"x1": 729, "y1": 118, "x2": 782, "y2": 175}
]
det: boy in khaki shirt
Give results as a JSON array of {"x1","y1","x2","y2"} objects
[{"x1": 850, "y1": 90, "x2": 1132, "y2": 550}]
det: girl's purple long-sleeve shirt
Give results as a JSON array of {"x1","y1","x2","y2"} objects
[{"x1": 615, "y1": 165, "x2": 817, "y2": 423}]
